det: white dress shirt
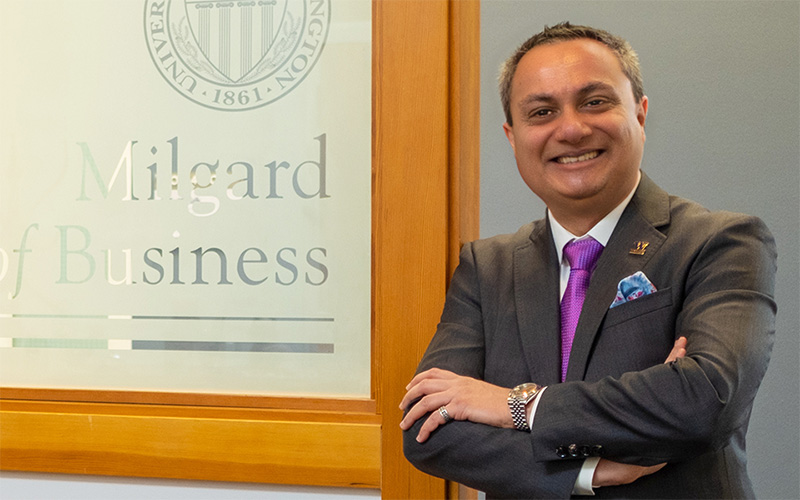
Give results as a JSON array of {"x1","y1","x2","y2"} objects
[{"x1": 527, "y1": 171, "x2": 641, "y2": 495}]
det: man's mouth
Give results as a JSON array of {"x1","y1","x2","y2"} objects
[{"x1": 554, "y1": 150, "x2": 601, "y2": 164}]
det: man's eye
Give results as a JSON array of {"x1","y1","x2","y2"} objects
[
  {"x1": 586, "y1": 99, "x2": 605, "y2": 106},
  {"x1": 530, "y1": 109, "x2": 552, "y2": 118}
]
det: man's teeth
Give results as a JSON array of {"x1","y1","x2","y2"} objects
[{"x1": 556, "y1": 151, "x2": 600, "y2": 164}]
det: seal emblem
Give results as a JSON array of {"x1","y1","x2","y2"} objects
[{"x1": 144, "y1": 0, "x2": 330, "y2": 111}]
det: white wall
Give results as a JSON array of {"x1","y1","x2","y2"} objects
[{"x1": 0, "y1": 472, "x2": 380, "y2": 500}]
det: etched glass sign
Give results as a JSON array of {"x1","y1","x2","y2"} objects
[
  {"x1": 0, "y1": 0, "x2": 372, "y2": 397},
  {"x1": 145, "y1": 0, "x2": 331, "y2": 111}
]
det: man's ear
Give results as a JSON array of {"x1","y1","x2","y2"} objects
[
  {"x1": 638, "y1": 95, "x2": 649, "y2": 137},
  {"x1": 502, "y1": 122, "x2": 516, "y2": 154}
]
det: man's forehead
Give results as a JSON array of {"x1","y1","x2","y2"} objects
[
  {"x1": 518, "y1": 38, "x2": 622, "y2": 75},
  {"x1": 511, "y1": 39, "x2": 631, "y2": 99}
]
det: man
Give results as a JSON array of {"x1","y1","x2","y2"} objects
[{"x1": 400, "y1": 23, "x2": 776, "y2": 498}]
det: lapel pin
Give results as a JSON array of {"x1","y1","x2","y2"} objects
[{"x1": 629, "y1": 241, "x2": 649, "y2": 256}]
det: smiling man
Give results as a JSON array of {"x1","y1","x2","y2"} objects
[
  {"x1": 502, "y1": 37, "x2": 646, "y2": 236},
  {"x1": 401, "y1": 23, "x2": 776, "y2": 498}
]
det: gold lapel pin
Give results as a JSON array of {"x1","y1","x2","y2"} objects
[{"x1": 629, "y1": 241, "x2": 649, "y2": 255}]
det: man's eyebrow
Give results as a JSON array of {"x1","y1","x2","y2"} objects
[
  {"x1": 517, "y1": 92, "x2": 555, "y2": 108},
  {"x1": 577, "y1": 81, "x2": 619, "y2": 98},
  {"x1": 516, "y1": 81, "x2": 619, "y2": 108}
]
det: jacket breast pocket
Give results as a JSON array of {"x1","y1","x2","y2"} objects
[
  {"x1": 603, "y1": 287, "x2": 673, "y2": 328},
  {"x1": 585, "y1": 288, "x2": 676, "y2": 381}
]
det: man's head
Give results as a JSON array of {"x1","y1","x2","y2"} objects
[
  {"x1": 500, "y1": 22, "x2": 644, "y2": 126},
  {"x1": 500, "y1": 24, "x2": 648, "y2": 233}
]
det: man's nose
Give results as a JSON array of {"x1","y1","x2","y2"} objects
[{"x1": 554, "y1": 109, "x2": 591, "y2": 143}]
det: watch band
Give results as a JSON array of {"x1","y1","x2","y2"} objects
[{"x1": 508, "y1": 382, "x2": 543, "y2": 431}]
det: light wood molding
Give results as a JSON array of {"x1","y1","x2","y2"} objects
[{"x1": 1, "y1": 399, "x2": 380, "y2": 487}]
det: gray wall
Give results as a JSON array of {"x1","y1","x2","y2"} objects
[{"x1": 480, "y1": 1, "x2": 799, "y2": 499}]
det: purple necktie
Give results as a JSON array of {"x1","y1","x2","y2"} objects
[{"x1": 560, "y1": 237, "x2": 604, "y2": 382}]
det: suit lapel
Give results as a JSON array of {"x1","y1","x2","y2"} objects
[
  {"x1": 514, "y1": 218, "x2": 563, "y2": 385},
  {"x1": 565, "y1": 174, "x2": 671, "y2": 382}
]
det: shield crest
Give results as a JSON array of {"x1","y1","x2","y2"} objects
[{"x1": 182, "y1": 0, "x2": 297, "y2": 83}]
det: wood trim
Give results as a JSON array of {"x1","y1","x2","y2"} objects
[
  {"x1": 1, "y1": 400, "x2": 380, "y2": 488},
  {"x1": 448, "y1": 0, "x2": 481, "y2": 271},
  {"x1": 375, "y1": 0, "x2": 480, "y2": 498},
  {"x1": 447, "y1": 2, "x2": 481, "y2": 498},
  {"x1": 0, "y1": 388, "x2": 375, "y2": 413},
  {"x1": 373, "y1": 0, "x2": 450, "y2": 497}
]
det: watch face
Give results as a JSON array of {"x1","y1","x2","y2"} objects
[{"x1": 515, "y1": 383, "x2": 540, "y2": 401}]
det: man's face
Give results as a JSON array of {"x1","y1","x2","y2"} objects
[{"x1": 503, "y1": 39, "x2": 648, "y2": 225}]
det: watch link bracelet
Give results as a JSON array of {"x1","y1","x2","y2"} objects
[{"x1": 508, "y1": 382, "x2": 544, "y2": 431}]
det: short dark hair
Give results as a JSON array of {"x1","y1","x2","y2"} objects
[{"x1": 499, "y1": 22, "x2": 644, "y2": 125}]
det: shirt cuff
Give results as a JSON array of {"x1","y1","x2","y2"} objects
[
  {"x1": 527, "y1": 388, "x2": 598, "y2": 496},
  {"x1": 572, "y1": 456, "x2": 600, "y2": 496},
  {"x1": 526, "y1": 386, "x2": 546, "y2": 429}
]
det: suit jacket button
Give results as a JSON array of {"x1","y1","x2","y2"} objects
[
  {"x1": 568, "y1": 444, "x2": 579, "y2": 457},
  {"x1": 556, "y1": 446, "x2": 568, "y2": 458},
  {"x1": 579, "y1": 445, "x2": 591, "y2": 458},
  {"x1": 591, "y1": 445, "x2": 604, "y2": 456}
]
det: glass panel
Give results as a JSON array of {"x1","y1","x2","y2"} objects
[{"x1": 0, "y1": 0, "x2": 372, "y2": 397}]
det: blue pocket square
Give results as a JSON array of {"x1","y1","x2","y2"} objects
[{"x1": 610, "y1": 271, "x2": 657, "y2": 309}]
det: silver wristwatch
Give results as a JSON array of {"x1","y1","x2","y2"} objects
[{"x1": 508, "y1": 382, "x2": 543, "y2": 431}]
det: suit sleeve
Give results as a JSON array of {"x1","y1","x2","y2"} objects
[
  {"x1": 403, "y1": 242, "x2": 582, "y2": 498},
  {"x1": 532, "y1": 214, "x2": 777, "y2": 465}
]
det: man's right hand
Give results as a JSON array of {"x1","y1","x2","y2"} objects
[
  {"x1": 665, "y1": 336, "x2": 687, "y2": 364},
  {"x1": 591, "y1": 336, "x2": 687, "y2": 487}
]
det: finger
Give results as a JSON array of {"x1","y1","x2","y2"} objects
[
  {"x1": 647, "y1": 462, "x2": 667, "y2": 475},
  {"x1": 664, "y1": 336, "x2": 688, "y2": 363},
  {"x1": 593, "y1": 459, "x2": 668, "y2": 487},
  {"x1": 405, "y1": 367, "x2": 456, "y2": 391},
  {"x1": 415, "y1": 409, "x2": 447, "y2": 443},
  {"x1": 399, "y1": 377, "x2": 451, "y2": 410},
  {"x1": 400, "y1": 392, "x2": 450, "y2": 430}
]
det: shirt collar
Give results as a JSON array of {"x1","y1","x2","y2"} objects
[{"x1": 549, "y1": 170, "x2": 641, "y2": 264}]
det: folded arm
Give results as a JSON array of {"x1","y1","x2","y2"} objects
[
  {"x1": 531, "y1": 215, "x2": 776, "y2": 465},
  {"x1": 402, "y1": 214, "x2": 776, "y2": 493}
]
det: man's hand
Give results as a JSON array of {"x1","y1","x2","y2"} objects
[
  {"x1": 591, "y1": 336, "x2": 688, "y2": 487},
  {"x1": 400, "y1": 336, "x2": 688, "y2": 447},
  {"x1": 592, "y1": 459, "x2": 667, "y2": 487},
  {"x1": 665, "y1": 336, "x2": 687, "y2": 363},
  {"x1": 399, "y1": 368, "x2": 512, "y2": 443}
]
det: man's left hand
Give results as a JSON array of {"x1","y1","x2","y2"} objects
[{"x1": 399, "y1": 367, "x2": 512, "y2": 443}]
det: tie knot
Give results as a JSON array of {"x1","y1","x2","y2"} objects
[{"x1": 564, "y1": 237, "x2": 604, "y2": 271}]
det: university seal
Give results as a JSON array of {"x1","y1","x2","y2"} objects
[{"x1": 144, "y1": 0, "x2": 330, "y2": 111}]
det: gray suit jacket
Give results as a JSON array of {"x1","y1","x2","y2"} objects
[{"x1": 403, "y1": 173, "x2": 777, "y2": 499}]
